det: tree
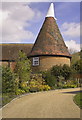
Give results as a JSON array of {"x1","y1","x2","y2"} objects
[
  {"x1": 2, "y1": 66, "x2": 16, "y2": 93},
  {"x1": 51, "y1": 65, "x2": 62, "y2": 81},
  {"x1": 72, "y1": 59, "x2": 82, "y2": 74},
  {"x1": 72, "y1": 59, "x2": 82, "y2": 82},
  {"x1": 14, "y1": 51, "x2": 31, "y2": 89},
  {"x1": 51, "y1": 64, "x2": 72, "y2": 81},
  {"x1": 62, "y1": 64, "x2": 72, "y2": 80},
  {"x1": 71, "y1": 59, "x2": 82, "y2": 87},
  {"x1": 42, "y1": 71, "x2": 57, "y2": 87}
]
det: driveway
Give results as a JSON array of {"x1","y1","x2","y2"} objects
[{"x1": 2, "y1": 88, "x2": 80, "y2": 118}]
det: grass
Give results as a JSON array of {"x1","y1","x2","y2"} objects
[{"x1": 74, "y1": 92, "x2": 82, "y2": 109}]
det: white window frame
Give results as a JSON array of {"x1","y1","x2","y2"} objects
[{"x1": 33, "y1": 57, "x2": 39, "y2": 66}]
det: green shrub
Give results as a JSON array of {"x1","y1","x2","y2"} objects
[
  {"x1": 51, "y1": 64, "x2": 72, "y2": 81},
  {"x1": 22, "y1": 86, "x2": 30, "y2": 92},
  {"x1": 29, "y1": 81, "x2": 37, "y2": 92},
  {"x1": 15, "y1": 89, "x2": 25, "y2": 95},
  {"x1": 72, "y1": 59, "x2": 82, "y2": 74},
  {"x1": 62, "y1": 64, "x2": 72, "y2": 80},
  {"x1": 70, "y1": 84, "x2": 77, "y2": 88},
  {"x1": 29, "y1": 74, "x2": 49, "y2": 92},
  {"x1": 19, "y1": 82, "x2": 30, "y2": 92},
  {"x1": 29, "y1": 84, "x2": 51, "y2": 92},
  {"x1": 42, "y1": 71, "x2": 56, "y2": 88},
  {"x1": 2, "y1": 93, "x2": 16, "y2": 106},
  {"x1": 37, "y1": 85, "x2": 44, "y2": 91},
  {"x1": 43, "y1": 85, "x2": 51, "y2": 91},
  {"x1": 2, "y1": 66, "x2": 16, "y2": 93},
  {"x1": 62, "y1": 84, "x2": 77, "y2": 88},
  {"x1": 30, "y1": 86, "x2": 38, "y2": 92},
  {"x1": 29, "y1": 76, "x2": 51, "y2": 92},
  {"x1": 37, "y1": 85, "x2": 51, "y2": 91},
  {"x1": 14, "y1": 51, "x2": 31, "y2": 89}
]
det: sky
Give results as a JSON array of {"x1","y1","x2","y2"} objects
[{"x1": 0, "y1": 2, "x2": 81, "y2": 53}]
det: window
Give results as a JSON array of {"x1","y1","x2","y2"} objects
[{"x1": 33, "y1": 57, "x2": 39, "y2": 66}]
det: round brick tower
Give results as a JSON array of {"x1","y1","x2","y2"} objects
[{"x1": 29, "y1": 3, "x2": 71, "y2": 72}]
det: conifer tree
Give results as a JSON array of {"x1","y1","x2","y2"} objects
[{"x1": 15, "y1": 51, "x2": 31, "y2": 89}]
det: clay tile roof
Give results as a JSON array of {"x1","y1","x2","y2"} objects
[
  {"x1": 0, "y1": 44, "x2": 33, "y2": 60},
  {"x1": 29, "y1": 17, "x2": 71, "y2": 58}
]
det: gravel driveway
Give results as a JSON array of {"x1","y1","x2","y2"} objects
[{"x1": 2, "y1": 88, "x2": 80, "y2": 118}]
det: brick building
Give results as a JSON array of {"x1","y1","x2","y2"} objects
[{"x1": 0, "y1": 3, "x2": 71, "y2": 72}]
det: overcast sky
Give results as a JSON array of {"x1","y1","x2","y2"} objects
[{"x1": 0, "y1": 2, "x2": 80, "y2": 52}]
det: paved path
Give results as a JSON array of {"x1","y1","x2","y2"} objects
[{"x1": 2, "y1": 88, "x2": 80, "y2": 118}]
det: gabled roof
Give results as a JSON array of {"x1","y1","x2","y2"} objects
[
  {"x1": 29, "y1": 17, "x2": 71, "y2": 58},
  {"x1": 0, "y1": 44, "x2": 33, "y2": 60}
]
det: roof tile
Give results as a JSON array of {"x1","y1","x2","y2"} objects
[{"x1": 30, "y1": 17, "x2": 71, "y2": 58}]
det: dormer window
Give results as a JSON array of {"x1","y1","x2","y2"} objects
[{"x1": 33, "y1": 57, "x2": 39, "y2": 66}]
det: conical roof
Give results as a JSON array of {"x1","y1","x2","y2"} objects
[
  {"x1": 30, "y1": 3, "x2": 71, "y2": 58},
  {"x1": 46, "y1": 3, "x2": 57, "y2": 20}
]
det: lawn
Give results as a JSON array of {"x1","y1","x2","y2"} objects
[{"x1": 74, "y1": 92, "x2": 82, "y2": 109}]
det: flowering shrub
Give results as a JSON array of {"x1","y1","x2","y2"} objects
[
  {"x1": 62, "y1": 84, "x2": 77, "y2": 88},
  {"x1": 20, "y1": 82, "x2": 27, "y2": 88},
  {"x1": 29, "y1": 74, "x2": 51, "y2": 92},
  {"x1": 15, "y1": 89, "x2": 25, "y2": 95},
  {"x1": 42, "y1": 85, "x2": 51, "y2": 91},
  {"x1": 37, "y1": 85, "x2": 51, "y2": 91}
]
